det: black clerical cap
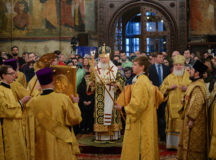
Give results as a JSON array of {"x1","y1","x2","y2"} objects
[{"x1": 193, "y1": 60, "x2": 208, "y2": 74}]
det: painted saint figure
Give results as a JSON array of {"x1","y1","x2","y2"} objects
[{"x1": 13, "y1": 0, "x2": 29, "y2": 30}]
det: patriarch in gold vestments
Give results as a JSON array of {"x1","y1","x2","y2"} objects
[
  {"x1": 160, "y1": 55, "x2": 191, "y2": 149},
  {"x1": 177, "y1": 60, "x2": 208, "y2": 160},
  {"x1": 88, "y1": 45, "x2": 125, "y2": 141},
  {"x1": 115, "y1": 56, "x2": 163, "y2": 160}
]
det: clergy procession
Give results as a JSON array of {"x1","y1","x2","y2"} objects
[{"x1": 0, "y1": 45, "x2": 216, "y2": 160}]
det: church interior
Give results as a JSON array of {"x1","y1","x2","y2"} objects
[
  {"x1": 1, "y1": 0, "x2": 216, "y2": 56},
  {"x1": 0, "y1": 0, "x2": 216, "y2": 160}
]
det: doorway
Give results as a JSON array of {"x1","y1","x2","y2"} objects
[{"x1": 109, "y1": 3, "x2": 177, "y2": 56}]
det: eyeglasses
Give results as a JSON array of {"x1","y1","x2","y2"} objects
[{"x1": 6, "y1": 72, "x2": 15, "y2": 75}]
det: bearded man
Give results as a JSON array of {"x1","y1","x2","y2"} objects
[
  {"x1": 177, "y1": 60, "x2": 208, "y2": 160},
  {"x1": 88, "y1": 45, "x2": 125, "y2": 141},
  {"x1": 160, "y1": 55, "x2": 191, "y2": 149}
]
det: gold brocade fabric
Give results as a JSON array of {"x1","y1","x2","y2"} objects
[
  {"x1": 11, "y1": 81, "x2": 30, "y2": 100},
  {"x1": 11, "y1": 81, "x2": 30, "y2": 148},
  {"x1": 16, "y1": 71, "x2": 27, "y2": 88},
  {"x1": 26, "y1": 92, "x2": 82, "y2": 160},
  {"x1": 177, "y1": 79, "x2": 208, "y2": 160},
  {"x1": 160, "y1": 71, "x2": 191, "y2": 133},
  {"x1": 209, "y1": 87, "x2": 216, "y2": 159},
  {"x1": 121, "y1": 75, "x2": 163, "y2": 160},
  {"x1": 93, "y1": 71, "x2": 125, "y2": 133},
  {"x1": 27, "y1": 76, "x2": 42, "y2": 96},
  {"x1": 0, "y1": 85, "x2": 27, "y2": 160},
  {"x1": 115, "y1": 85, "x2": 133, "y2": 106}
]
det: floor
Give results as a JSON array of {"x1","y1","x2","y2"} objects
[{"x1": 77, "y1": 134, "x2": 177, "y2": 160}]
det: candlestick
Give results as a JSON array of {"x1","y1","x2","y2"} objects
[{"x1": 91, "y1": 50, "x2": 95, "y2": 64}]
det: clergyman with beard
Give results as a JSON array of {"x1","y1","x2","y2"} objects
[
  {"x1": 177, "y1": 60, "x2": 208, "y2": 160},
  {"x1": 160, "y1": 54, "x2": 191, "y2": 149},
  {"x1": 87, "y1": 45, "x2": 125, "y2": 141}
]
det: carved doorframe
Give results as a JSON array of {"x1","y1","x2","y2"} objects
[{"x1": 97, "y1": 0, "x2": 187, "y2": 55}]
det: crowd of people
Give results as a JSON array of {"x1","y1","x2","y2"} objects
[{"x1": 0, "y1": 45, "x2": 216, "y2": 160}]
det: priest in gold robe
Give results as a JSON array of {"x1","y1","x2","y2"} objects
[
  {"x1": 3, "y1": 58, "x2": 31, "y2": 148},
  {"x1": 115, "y1": 56, "x2": 163, "y2": 160},
  {"x1": 0, "y1": 65, "x2": 31, "y2": 160},
  {"x1": 88, "y1": 45, "x2": 125, "y2": 141},
  {"x1": 26, "y1": 67, "x2": 82, "y2": 160},
  {"x1": 209, "y1": 83, "x2": 216, "y2": 159},
  {"x1": 177, "y1": 60, "x2": 208, "y2": 160},
  {"x1": 160, "y1": 55, "x2": 191, "y2": 149}
]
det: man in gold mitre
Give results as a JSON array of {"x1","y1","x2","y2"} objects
[
  {"x1": 88, "y1": 44, "x2": 125, "y2": 141},
  {"x1": 160, "y1": 54, "x2": 191, "y2": 149}
]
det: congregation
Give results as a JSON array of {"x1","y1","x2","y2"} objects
[{"x1": 0, "y1": 45, "x2": 216, "y2": 160}]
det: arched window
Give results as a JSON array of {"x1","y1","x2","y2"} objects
[{"x1": 115, "y1": 7, "x2": 169, "y2": 56}]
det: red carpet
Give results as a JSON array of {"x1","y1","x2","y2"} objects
[{"x1": 77, "y1": 134, "x2": 176, "y2": 160}]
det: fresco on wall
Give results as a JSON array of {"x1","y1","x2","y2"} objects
[
  {"x1": 0, "y1": 0, "x2": 96, "y2": 38},
  {"x1": 190, "y1": 0, "x2": 216, "y2": 35}
]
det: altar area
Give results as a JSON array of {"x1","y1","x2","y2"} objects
[{"x1": 77, "y1": 134, "x2": 177, "y2": 160}]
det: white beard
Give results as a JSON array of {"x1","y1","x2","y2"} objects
[
  {"x1": 100, "y1": 62, "x2": 108, "y2": 70},
  {"x1": 173, "y1": 67, "x2": 185, "y2": 76}
]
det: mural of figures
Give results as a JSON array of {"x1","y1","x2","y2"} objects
[
  {"x1": 31, "y1": 0, "x2": 43, "y2": 29},
  {"x1": 0, "y1": 1, "x2": 8, "y2": 30},
  {"x1": 190, "y1": 0, "x2": 216, "y2": 35},
  {"x1": 0, "y1": 0, "x2": 12, "y2": 36},
  {"x1": 74, "y1": 0, "x2": 85, "y2": 31},
  {"x1": 13, "y1": 0, "x2": 30, "y2": 30},
  {"x1": 61, "y1": 0, "x2": 74, "y2": 29},
  {"x1": 0, "y1": 0, "x2": 96, "y2": 38},
  {"x1": 40, "y1": 0, "x2": 58, "y2": 29}
]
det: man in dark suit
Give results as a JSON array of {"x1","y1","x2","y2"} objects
[
  {"x1": 148, "y1": 52, "x2": 170, "y2": 142},
  {"x1": 149, "y1": 52, "x2": 171, "y2": 87}
]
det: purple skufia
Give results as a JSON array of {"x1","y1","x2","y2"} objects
[
  {"x1": 4, "y1": 59, "x2": 17, "y2": 70},
  {"x1": 36, "y1": 67, "x2": 53, "y2": 85}
]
